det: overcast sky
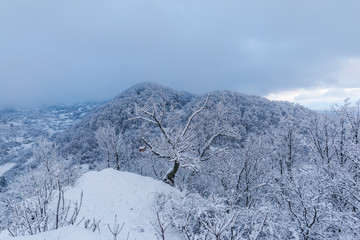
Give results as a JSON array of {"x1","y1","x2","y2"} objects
[{"x1": 1, "y1": 0, "x2": 360, "y2": 110}]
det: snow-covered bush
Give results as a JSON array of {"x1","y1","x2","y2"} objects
[
  {"x1": 4, "y1": 137, "x2": 82, "y2": 236},
  {"x1": 154, "y1": 191, "x2": 277, "y2": 240}
]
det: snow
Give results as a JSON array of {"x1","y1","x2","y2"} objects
[
  {"x1": 0, "y1": 163, "x2": 16, "y2": 177},
  {"x1": 0, "y1": 168, "x2": 182, "y2": 240},
  {"x1": 0, "y1": 226, "x2": 108, "y2": 240}
]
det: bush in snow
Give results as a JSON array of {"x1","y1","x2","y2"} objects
[{"x1": 4, "y1": 137, "x2": 82, "y2": 236}]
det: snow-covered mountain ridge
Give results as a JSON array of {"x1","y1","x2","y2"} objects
[
  {"x1": 2, "y1": 83, "x2": 360, "y2": 239},
  {"x1": 57, "y1": 82, "x2": 315, "y2": 171},
  {"x1": 0, "y1": 168, "x2": 181, "y2": 240}
]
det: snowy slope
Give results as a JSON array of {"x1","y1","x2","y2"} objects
[
  {"x1": 0, "y1": 227, "x2": 108, "y2": 240},
  {"x1": 0, "y1": 163, "x2": 15, "y2": 177},
  {"x1": 0, "y1": 169, "x2": 182, "y2": 240}
]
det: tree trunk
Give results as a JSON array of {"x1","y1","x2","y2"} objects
[
  {"x1": 107, "y1": 152, "x2": 111, "y2": 168},
  {"x1": 163, "y1": 160, "x2": 180, "y2": 186},
  {"x1": 115, "y1": 152, "x2": 120, "y2": 171},
  {"x1": 55, "y1": 179, "x2": 61, "y2": 229}
]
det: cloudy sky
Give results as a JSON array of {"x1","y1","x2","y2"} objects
[{"x1": 1, "y1": 0, "x2": 360, "y2": 109}]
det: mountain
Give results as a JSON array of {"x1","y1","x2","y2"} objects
[
  {"x1": 56, "y1": 82, "x2": 316, "y2": 175},
  {"x1": 4, "y1": 83, "x2": 357, "y2": 239}
]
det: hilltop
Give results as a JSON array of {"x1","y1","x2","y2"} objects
[
  {"x1": 57, "y1": 82, "x2": 315, "y2": 173},
  {"x1": 0, "y1": 168, "x2": 181, "y2": 240}
]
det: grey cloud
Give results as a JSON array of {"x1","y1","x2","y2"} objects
[{"x1": 1, "y1": 0, "x2": 360, "y2": 107}]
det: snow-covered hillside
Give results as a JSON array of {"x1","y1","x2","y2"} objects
[
  {"x1": 0, "y1": 102, "x2": 101, "y2": 177},
  {"x1": 2, "y1": 84, "x2": 359, "y2": 239},
  {"x1": 0, "y1": 169, "x2": 182, "y2": 240}
]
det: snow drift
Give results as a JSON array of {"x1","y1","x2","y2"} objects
[{"x1": 0, "y1": 168, "x2": 181, "y2": 240}]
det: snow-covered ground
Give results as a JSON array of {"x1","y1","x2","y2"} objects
[
  {"x1": 0, "y1": 169, "x2": 182, "y2": 240},
  {"x1": 0, "y1": 227, "x2": 109, "y2": 240},
  {"x1": 0, "y1": 163, "x2": 16, "y2": 177}
]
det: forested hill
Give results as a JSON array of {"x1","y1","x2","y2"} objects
[
  {"x1": 3, "y1": 83, "x2": 360, "y2": 239},
  {"x1": 57, "y1": 82, "x2": 316, "y2": 177}
]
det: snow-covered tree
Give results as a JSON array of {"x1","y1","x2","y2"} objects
[
  {"x1": 132, "y1": 94, "x2": 232, "y2": 185},
  {"x1": 5, "y1": 137, "x2": 82, "y2": 236},
  {"x1": 95, "y1": 124, "x2": 123, "y2": 170}
]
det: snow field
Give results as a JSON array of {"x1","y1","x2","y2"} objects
[{"x1": 0, "y1": 168, "x2": 182, "y2": 240}]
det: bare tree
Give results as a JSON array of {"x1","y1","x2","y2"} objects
[
  {"x1": 132, "y1": 94, "x2": 231, "y2": 185},
  {"x1": 333, "y1": 99, "x2": 360, "y2": 145},
  {"x1": 95, "y1": 124, "x2": 123, "y2": 170},
  {"x1": 151, "y1": 211, "x2": 170, "y2": 240},
  {"x1": 6, "y1": 137, "x2": 82, "y2": 236},
  {"x1": 199, "y1": 211, "x2": 237, "y2": 240},
  {"x1": 107, "y1": 214, "x2": 124, "y2": 240},
  {"x1": 270, "y1": 116, "x2": 302, "y2": 179},
  {"x1": 234, "y1": 135, "x2": 270, "y2": 208},
  {"x1": 84, "y1": 217, "x2": 101, "y2": 233},
  {"x1": 308, "y1": 113, "x2": 336, "y2": 165}
]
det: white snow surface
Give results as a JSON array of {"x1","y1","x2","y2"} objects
[
  {"x1": 0, "y1": 163, "x2": 16, "y2": 177},
  {"x1": 0, "y1": 168, "x2": 182, "y2": 240}
]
